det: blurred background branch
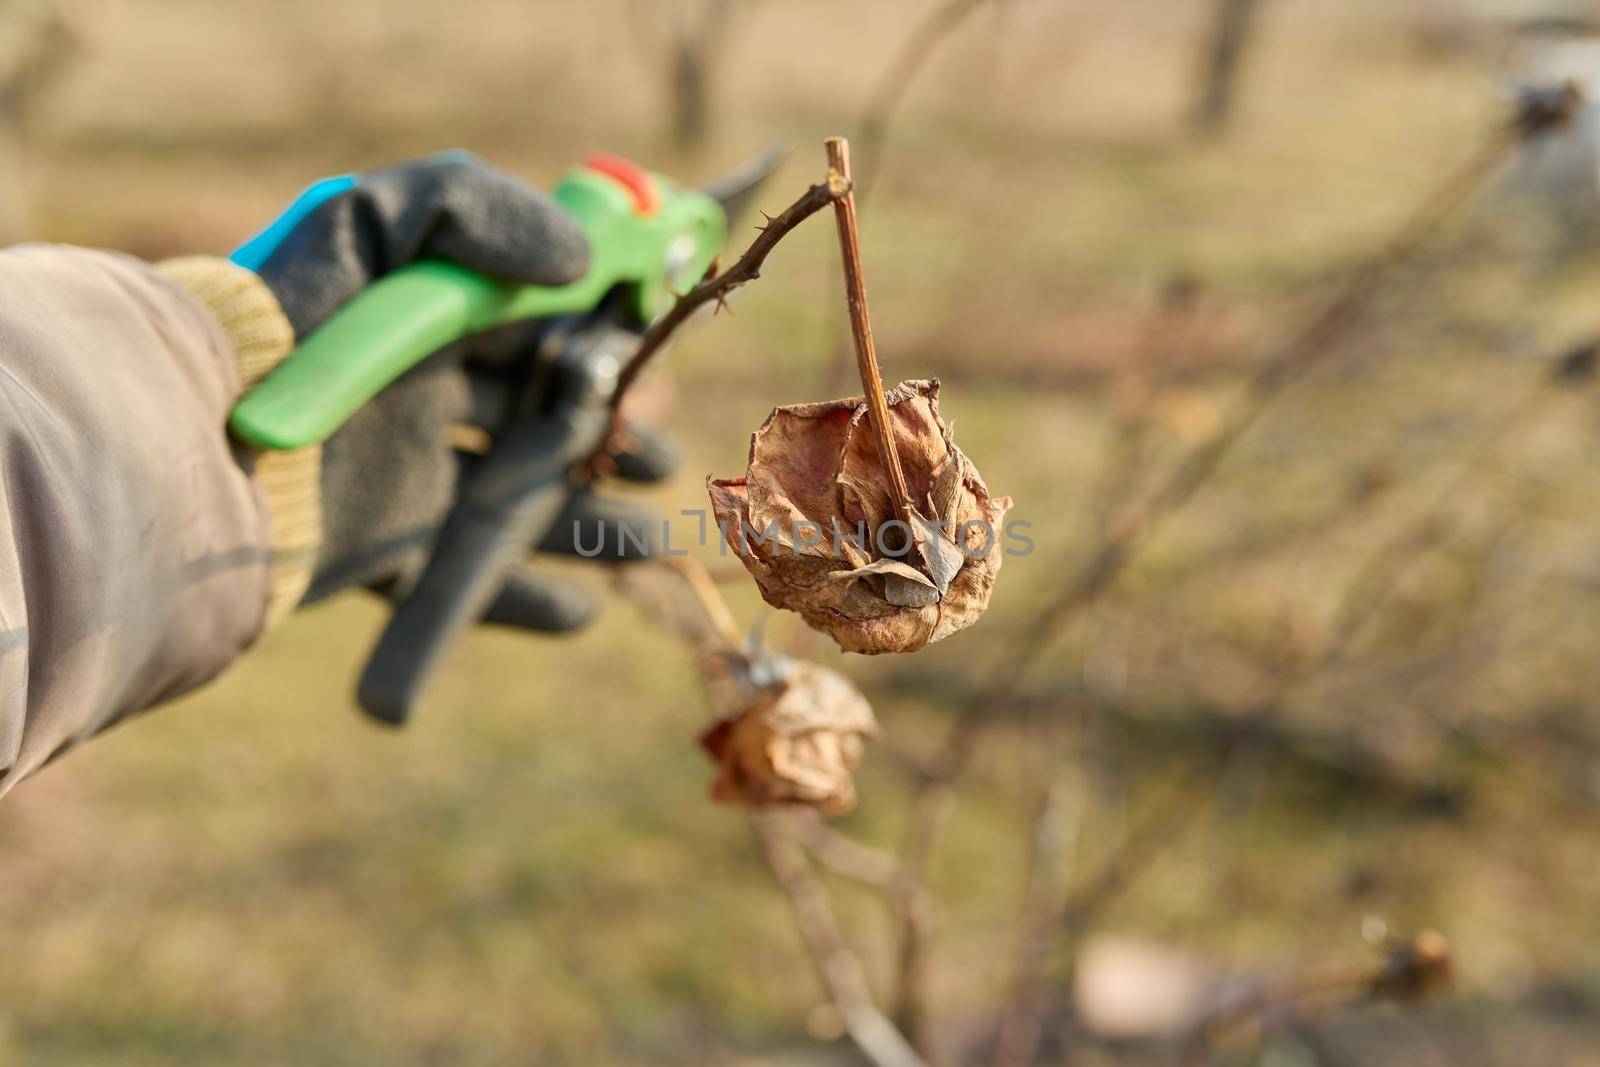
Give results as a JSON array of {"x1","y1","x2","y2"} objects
[
  {"x1": 1191, "y1": 0, "x2": 1266, "y2": 136},
  {"x1": 0, "y1": 0, "x2": 81, "y2": 242}
]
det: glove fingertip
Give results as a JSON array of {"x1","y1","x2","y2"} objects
[
  {"x1": 482, "y1": 567, "x2": 597, "y2": 634},
  {"x1": 539, "y1": 491, "x2": 660, "y2": 563},
  {"x1": 432, "y1": 162, "x2": 592, "y2": 288},
  {"x1": 609, "y1": 426, "x2": 679, "y2": 484}
]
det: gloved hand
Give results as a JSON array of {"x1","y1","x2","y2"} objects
[{"x1": 232, "y1": 151, "x2": 674, "y2": 633}]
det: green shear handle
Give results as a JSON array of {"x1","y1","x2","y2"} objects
[{"x1": 229, "y1": 156, "x2": 726, "y2": 453}]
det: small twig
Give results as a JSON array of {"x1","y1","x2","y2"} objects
[
  {"x1": 627, "y1": 559, "x2": 931, "y2": 1064},
  {"x1": 1181, "y1": 931, "x2": 1452, "y2": 1063},
  {"x1": 627, "y1": 567, "x2": 927, "y2": 1066},
  {"x1": 990, "y1": 766, "x2": 1086, "y2": 1067},
  {"x1": 1094, "y1": 276, "x2": 1206, "y2": 525},
  {"x1": 784, "y1": 811, "x2": 943, "y2": 1001},
  {"x1": 890, "y1": 784, "x2": 947, "y2": 1046},
  {"x1": 826, "y1": 136, "x2": 918, "y2": 528},
  {"x1": 668, "y1": 0, "x2": 740, "y2": 150},
  {"x1": 661, "y1": 556, "x2": 745, "y2": 651},
  {"x1": 702, "y1": 563, "x2": 759, "y2": 585},
  {"x1": 583, "y1": 169, "x2": 851, "y2": 477},
  {"x1": 1191, "y1": 0, "x2": 1266, "y2": 135},
  {"x1": 785, "y1": 808, "x2": 902, "y2": 889},
  {"x1": 854, "y1": 0, "x2": 998, "y2": 203},
  {"x1": 753, "y1": 813, "x2": 930, "y2": 1067},
  {"x1": 1309, "y1": 377, "x2": 1576, "y2": 674},
  {"x1": 1058, "y1": 766, "x2": 1216, "y2": 934}
]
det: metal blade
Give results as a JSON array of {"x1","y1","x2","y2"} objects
[{"x1": 700, "y1": 141, "x2": 790, "y2": 231}]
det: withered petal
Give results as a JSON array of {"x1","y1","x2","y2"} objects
[
  {"x1": 701, "y1": 661, "x2": 878, "y2": 814},
  {"x1": 710, "y1": 379, "x2": 1009, "y2": 654}
]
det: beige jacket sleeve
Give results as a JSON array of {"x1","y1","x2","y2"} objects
[{"x1": 0, "y1": 244, "x2": 313, "y2": 797}]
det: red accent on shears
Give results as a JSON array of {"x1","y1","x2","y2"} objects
[{"x1": 583, "y1": 153, "x2": 661, "y2": 218}]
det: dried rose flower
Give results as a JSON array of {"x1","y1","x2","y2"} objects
[
  {"x1": 699, "y1": 656, "x2": 878, "y2": 815},
  {"x1": 708, "y1": 379, "x2": 1011, "y2": 654},
  {"x1": 1369, "y1": 930, "x2": 1453, "y2": 1003}
]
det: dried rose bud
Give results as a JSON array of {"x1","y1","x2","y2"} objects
[
  {"x1": 1368, "y1": 930, "x2": 1453, "y2": 1003},
  {"x1": 708, "y1": 379, "x2": 1011, "y2": 654},
  {"x1": 699, "y1": 658, "x2": 879, "y2": 815}
]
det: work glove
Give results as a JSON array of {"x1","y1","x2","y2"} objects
[{"x1": 232, "y1": 151, "x2": 674, "y2": 633}]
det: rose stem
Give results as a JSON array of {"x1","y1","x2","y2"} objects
[
  {"x1": 662, "y1": 556, "x2": 745, "y2": 652},
  {"x1": 825, "y1": 136, "x2": 918, "y2": 529}
]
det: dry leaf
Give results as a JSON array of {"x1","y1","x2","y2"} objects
[
  {"x1": 709, "y1": 379, "x2": 1011, "y2": 654},
  {"x1": 699, "y1": 657, "x2": 878, "y2": 815}
]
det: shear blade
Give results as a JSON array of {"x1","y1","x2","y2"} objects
[{"x1": 700, "y1": 141, "x2": 790, "y2": 229}]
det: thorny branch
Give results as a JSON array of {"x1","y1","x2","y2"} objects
[
  {"x1": 883, "y1": 84, "x2": 1579, "y2": 1051},
  {"x1": 584, "y1": 169, "x2": 851, "y2": 477}
]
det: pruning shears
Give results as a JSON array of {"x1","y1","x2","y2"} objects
[{"x1": 230, "y1": 148, "x2": 782, "y2": 726}]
